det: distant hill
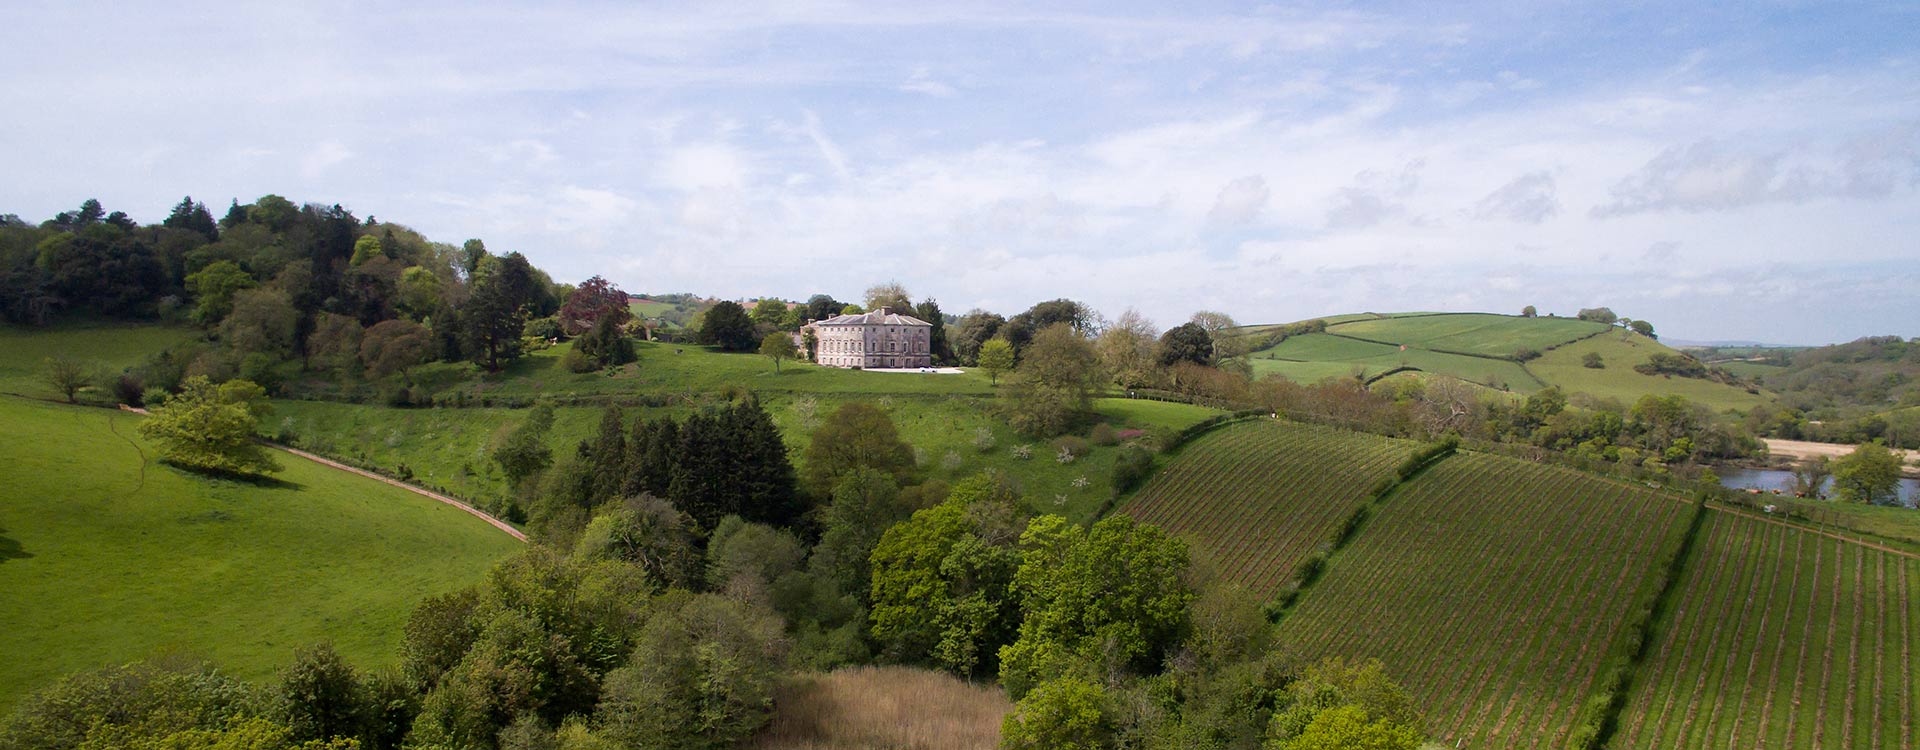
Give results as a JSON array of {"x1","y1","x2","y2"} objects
[{"x1": 1236, "y1": 312, "x2": 1773, "y2": 412}]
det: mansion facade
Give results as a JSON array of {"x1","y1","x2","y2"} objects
[{"x1": 803, "y1": 307, "x2": 933, "y2": 369}]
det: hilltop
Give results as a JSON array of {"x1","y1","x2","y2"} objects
[{"x1": 1237, "y1": 312, "x2": 1773, "y2": 412}]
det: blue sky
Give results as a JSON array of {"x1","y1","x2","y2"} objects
[{"x1": 2, "y1": 1, "x2": 1915, "y2": 344}]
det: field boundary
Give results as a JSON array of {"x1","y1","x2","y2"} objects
[
  {"x1": 273, "y1": 444, "x2": 528, "y2": 542},
  {"x1": 1268, "y1": 439, "x2": 1459, "y2": 617}
]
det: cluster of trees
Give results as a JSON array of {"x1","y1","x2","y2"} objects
[
  {"x1": 5, "y1": 196, "x2": 666, "y2": 407},
  {"x1": 488, "y1": 397, "x2": 799, "y2": 535},
  {"x1": 1724, "y1": 336, "x2": 1920, "y2": 449}
]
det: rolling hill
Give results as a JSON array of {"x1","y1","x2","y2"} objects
[
  {"x1": 0, "y1": 397, "x2": 521, "y2": 712},
  {"x1": 1240, "y1": 312, "x2": 1772, "y2": 411}
]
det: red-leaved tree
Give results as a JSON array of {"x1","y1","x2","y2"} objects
[{"x1": 559, "y1": 275, "x2": 633, "y2": 336}]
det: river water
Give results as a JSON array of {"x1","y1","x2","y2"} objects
[{"x1": 1717, "y1": 466, "x2": 1920, "y2": 508}]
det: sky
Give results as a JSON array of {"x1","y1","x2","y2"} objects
[{"x1": 2, "y1": 1, "x2": 1916, "y2": 345}]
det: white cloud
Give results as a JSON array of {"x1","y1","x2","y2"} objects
[
  {"x1": 1208, "y1": 175, "x2": 1270, "y2": 225},
  {"x1": 1472, "y1": 171, "x2": 1559, "y2": 223},
  {"x1": 300, "y1": 140, "x2": 353, "y2": 179}
]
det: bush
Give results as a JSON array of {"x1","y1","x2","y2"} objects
[
  {"x1": 523, "y1": 315, "x2": 565, "y2": 341},
  {"x1": 1051, "y1": 436, "x2": 1091, "y2": 460},
  {"x1": 560, "y1": 347, "x2": 597, "y2": 373},
  {"x1": 1109, "y1": 445, "x2": 1155, "y2": 494},
  {"x1": 112, "y1": 372, "x2": 146, "y2": 406},
  {"x1": 1395, "y1": 436, "x2": 1458, "y2": 479},
  {"x1": 1088, "y1": 423, "x2": 1118, "y2": 446},
  {"x1": 140, "y1": 386, "x2": 170, "y2": 409},
  {"x1": 1582, "y1": 352, "x2": 1605, "y2": 369},
  {"x1": 1511, "y1": 348, "x2": 1542, "y2": 362}
]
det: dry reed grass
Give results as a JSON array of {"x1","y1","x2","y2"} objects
[{"x1": 747, "y1": 665, "x2": 1011, "y2": 750}]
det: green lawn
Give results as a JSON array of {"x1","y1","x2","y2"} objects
[
  {"x1": 1328, "y1": 313, "x2": 1608, "y2": 357},
  {"x1": 0, "y1": 397, "x2": 521, "y2": 713},
  {"x1": 444, "y1": 340, "x2": 998, "y2": 401},
  {"x1": 1090, "y1": 397, "x2": 1222, "y2": 432},
  {"x1": 0, "y1": 321, "x2": 196, "y2": 399},
  {"x1": 1531, "y1": 334, "x2": 1772, "y2": 412}
]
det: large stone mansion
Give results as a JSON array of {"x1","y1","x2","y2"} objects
[{"x1": 802, "y1": 307, "x2": 933, "y2": 369}]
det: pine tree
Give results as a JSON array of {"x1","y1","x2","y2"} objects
[{"x1": 587, "y1": 406, "x2": 627, "y2": 506}]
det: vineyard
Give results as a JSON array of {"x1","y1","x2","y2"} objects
[
  {"x1": 1122, "y1": 419, "x2": 1410, "y2": 598},
  {"x1": 1611, "y1": 510, "x2": 1920, "y2": 749},
  {"x1": 1272, "y1": 452, "x2": 1694, "y2": 749},
  {"x1": 1329, "y1": 313, "x2": 1609, "y2": 357}
]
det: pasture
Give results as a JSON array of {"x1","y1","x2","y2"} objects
[
  {"x1": 1614, "y1": 510, "x2": 1918, "y2": 749},
  {"x1": 0, "y1": 397, "x2": 520, "y2": 713},
  {"x1": 1122, "y1": 419, "x2": 1410, "y2": 598},
  {"x1": 1529, "y1": 334, "x2": 1772, "y2": 412},
  {"x1": 1249, "y1": 332, "x2": 1543, "y2": 390},
  {"x1": 0, "y1": 321, "x2": 195, "y2": 399},
  {"x1": 1329, "y1": 313, "x2": 1609, "y2": 357},
  {"x1": 1273, "y1": 452, "x2": 1694, "y2": 749}
]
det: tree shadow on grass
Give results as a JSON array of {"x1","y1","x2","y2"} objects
[
  {"x1": 0, "y1": 526, "x2": 30, "y2": 564},
  {"x1": 159, "y1": 461, "x2": 304, "y2": 491}
]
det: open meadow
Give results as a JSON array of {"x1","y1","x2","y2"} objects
[
  {"x1": 0, "y1": 321, "x2": 195, "y2": 399},
  {"x1": 0, "y1": 397, "x2": 521, "y2": 713}
]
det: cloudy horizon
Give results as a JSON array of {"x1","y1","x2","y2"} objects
[{"x1": 3, "y1": 1, "x2": 1915, "y2": 345}]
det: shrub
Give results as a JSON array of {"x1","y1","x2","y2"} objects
[
  {"x1": 1110, "y1": 445, "x2": 1155, "y2": 494},
  {"x1": 1582, "y1": 352, "x2": 1605, "y2": 369},
  {"x1": 112, "y1": 372, "x2": 146, "y2": 406},
  {"x1": 523, "y1": 315, "x2": 565, "y2": 341},
  {"x1": 1395, "y1": 436, "x2": 1458, "y2": 479},
  {"x1": 1512, "y1": 348, "x2": 1542, "y2": 362},
  {"x1": 973, "y1": 426, "x2": 997, "y2": 453},
  {"x1": 560, "y1": 347, "x2": 597, "y2": 373},
  {"x1": 1088, "y1": 423, "x2": 1119, "y2": 446},
  {"x1": 1052, "y1": 435, "x2": 1091, "y2": 460}
]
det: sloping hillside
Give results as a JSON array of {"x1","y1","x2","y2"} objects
[
  {"x1": 1122, "y1": 419, "x2": 1411, "y2": 598},
  {"x1": 0, "y1": 397, "x2": 521, "y2": 712},
  {"x1": 1272, "y1": 452, "x2": 1696, "y2": 749},
  {"x1": 1242, "y1": 312, "x2": 1771, "y2": 410},
  {"x1": 1613, "y1": 511, "x2": 1919, "y2": 750}
]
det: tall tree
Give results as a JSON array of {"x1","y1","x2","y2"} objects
[
  {"x1": 461, "y1": 253, "x2": 535, "y2": 370},
  {"x1": 914, "y1": 298, "x2": 951, "y2": 363},
  {"x1": 162, "y1": 196, "x2": 219, "y2": 241},
  {"x1": 759, "y1": 331, "x2": 797, "y2": 373},
  {"x1": 1097, "y1": 308, "x2": 1158, "y2": 388},
  {"x1": 558, "y1": 275, "x2": 632, "y2": 335},
  {"x1": 1007, "y1": 324, "x2": 1099, "y2": 437},
  {"x1": 803, "y1": 402, "x2": 914, "y2": 495},
  {"x1": 1831, "y1": 442, "x2": 1903, "y2": 505},
  {"x1": 697, "y1": 300, "x2": 757, "y2": 351},
  {"x1": 1158, "y1": 322, "x2": 1213, "y2": 367},
  {"x1": 978, "y1": 338, "x2": 1015, "y2": 385},
  {"x1": 951, "y1": 310, "x2": 1007, "y2": 365},
  {"x1": 864, "y1": 281, "x2": 912, "y2": 312}
]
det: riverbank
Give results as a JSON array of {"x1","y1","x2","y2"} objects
[{"x1": 1759, "y1": 438, "x2": 1920, "y2": 478}]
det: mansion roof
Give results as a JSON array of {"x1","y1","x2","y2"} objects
[{"x1": 813, "y1": 308, "x2": 931, "y2": 327}]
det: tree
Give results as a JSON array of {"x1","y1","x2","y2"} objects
[
  {"x1": 162, "y1": 196, "x2": 219, "y2": 242},
  {"x1": 978, "y1": 338, "x2": 1015, "y2": 385},
  {"x1": 1004, "y1": 299, "x2": 1093, "y2": 353},
  {"x1": 1000, "y1": 676, "x2": 1113, "y2": 750},
  {"x1": 1189, "y1": 311, "x2": 1244, "y2": 362},
  {"x1": 804, "y1": 402, "x2": 914, "y2": 494},
  {"x1": 809, "y1": 468, "x2": 909, "y2": 599},
  {"x1": 574, "y1": 315, "x2": 636, "y2": 368},
  {"x1": 759, "y1": 331, "x2": 797, "y2": 373},
  {"x1": 803, "y1": 294, "x2": 845, "y2": 322},
  {"x1": 1006, "y1": 325, "x2": 1099, "y2": 437},
  {"x1": 867, "y1": 473, "x2": 1024, "y2": 676},
  {"x1": 1264, "y1": 658, "x2": 1422, "y2": 750},
  {"x1": 697, "y1": 300, "x2": 757, "y2": 351},
  {"x1": 1576, "y1": 307, "x2": 1618, "y2": 325},
  {"x1": 185, "y1": 260, "x2": 255, "y2": 325},
  {"x1": 396, "y1": 266, "x2": 445, "y2": 321},
  {"x1": 462, "y1": 253, "x2": 536, "y2": 370},
  {"x1": 1582, "y1": 352, "x2": 1605, "y2": 369},
  {"x1": 349, "y1": 235, "x2": 386, "y2": 266},
  {"x1": 1096, "y1": 309, "x2": 1158, "y2": 389},
  {"x1": 1521, "y1": 305, "x2": 1537, "y2": 318},
  {"x1": 1788, "y1": 456, "x2": 1831, "y2": 499},
  {"x1": 571, "y1": 495, "x2": 702, "y2": 590},
  {"x1": 360, "y1": 319, "x2": 433, "y2": 381},
  {"x1": 136, "y1": 376, "x2": 280, "y2": 476},
  {"x1": 997, "y1": 514, "x2": 1192, "y2": 699},
  {"x1": 1629, "y1": 319, "x2": 1657, "y2": 339},
  {"x1": 221, "y1": 288, "x2": 300, "y2": 358},
  {"x1": 277, "y1": 642, "x2": 366, "y2": 744},
  {"x1": 914, "y1": 298, "x2": 951, "y2": 363},
  {"x1": 750, "y1": 298, "x2": 789, "y2": 328},
  {"x1": 492, "y1": 403, "x2": 556, "y2": 490},
  {"x1": 864, "y1": 281, "x2": 912, "y2": 312},
  {"x1": 306, "y1": 313, "x2": 364, "y2": 373},
  {"x1": 43, "y1": 354, "x2": 90, "y2": 402},
  {"x1": 951, "y1": 310, "x2": 1007, "y2": 365},
  {"x1": 1158, "y1": 322, "x2": 1213, "y2": 367},
  {"x1": 594, "y1": 593, "x2": 787, "y2": 750},
  {"x1": 558, "y1": 275, "x2": 631, "y2": 335},
  {"x1": 1831, "y1": 442, "x2": 1903, "y2": 506}
]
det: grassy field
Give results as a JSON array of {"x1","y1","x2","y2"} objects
[
  {"x1": 1122, "y1": 419, "x2": 1411, "y2": 598},
  {"x1": 1530, "y1": 333, "x2": 1772, "y2": 412},
  {"x1": 1250, "y1": 333, "x2": 1544, "y2": 391},
  {"x1": 1330, "y1": 313, "x2": 1609, "y2": 357},
  {"x1": 0, "y1": 397, "x2": 521, "y2": 713},
  {"x1": 0, "y1": 321, "x2": 196, "y2": 399},
  {"x1": 747, "y1": 666, "x2": 1010, "y2": 750},
  {"x1": 450, "y1": 340, "x2": 998, "y2": 400},
  {"x1": 1613, "y1": 511, "x2": 1918, "y2": 750},
  {"x1": 1273, "y1": 452, "x2": 1694, "y2": 749},
  {"x1": 627, "y1": 298, "x2": 680, "y2": 320},
  {"x1": 274, "y1": 394, "x2": 1220, "y2": 526}
]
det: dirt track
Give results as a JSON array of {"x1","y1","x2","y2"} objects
[{"x1": 274, "y1": 445, "x2": 528, "y2": 542}]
